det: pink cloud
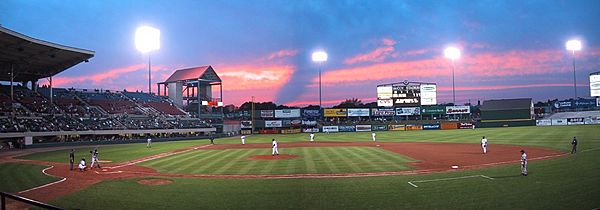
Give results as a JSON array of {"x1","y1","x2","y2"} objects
[
  {"x1": 265, "y1": 49, "x2": 298, "y2": 60},
  {"x1": 344, "y1": 38, "x2": 396, "y2": 65}
]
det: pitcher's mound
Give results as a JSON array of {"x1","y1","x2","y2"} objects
[
  {"x1": 249, "y1": 154, "x2": 299, "y2": 160},
  {"x1": 137, "y1": 179, "x2": 173, "y2": 185}
]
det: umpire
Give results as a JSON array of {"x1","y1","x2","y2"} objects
[
  {"x1": 571, "y1": 136, "x2": 578, "y2": 154},
  {"x1": 69, "y1": 149, "x2": 75, "y2": 170}
]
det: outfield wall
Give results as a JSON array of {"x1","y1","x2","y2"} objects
[{"x1": 536, "y1": 117, "x2": 600, "y2": 126}]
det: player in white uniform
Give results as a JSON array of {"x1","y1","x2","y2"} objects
[
  {"x1": 272, "y1": 139, "x2": 279, "y2": 156},
  {"x1": 147, "y1": 136, "x2": 152, "y2": 148},
  {"x1": 90, "y1": 148, "x2": 101, "y2": 169},
  {"x1": 241, "y1": 135, "x2": 246, "y2": 145},
  {"x1": 310, "y1": 133, "x2": 315, "y2": 142},
  {"x1": 372, "y1": 132, "x2": 377, "y2": 141},
  {"x1": 520, "y1": 150, "x2": 528, "y2": 176},
  {"x1": 481, "y1": 136, "x2": 488, "y2": 154},
  {"x1": 78, "y1": 158, "x2": 86, "y2": 171}
]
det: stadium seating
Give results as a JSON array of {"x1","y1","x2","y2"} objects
[{"x1": 546, "y1": 111, "x2": 600, "y2": 119}]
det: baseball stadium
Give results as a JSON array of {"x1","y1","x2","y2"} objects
[{"x1": 1, "y1": 1, "x2": 600, "y2": 210}]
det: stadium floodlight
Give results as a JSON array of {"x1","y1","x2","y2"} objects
[
  {"x1": 444, "y1": 47, "x2": 460, "y2": 104},
  {"x1": 566, "y1": 39, "x2": 582, "y2": 99},
  {"x1": 135, "y1": 26, "x2": 161, "y2": 94},
  {"x1": 312, "y1": 51, "x2": 328, "y2": 108}
]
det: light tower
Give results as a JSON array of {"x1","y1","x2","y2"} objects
[
  {"x1": 135, "y1": 26, "x2": 161, "y2": 94},
  {"x1": 444, "y1": 47, "x2": 461, "y2": 104},
  {"x1": 566, "y1": 39, "x2": 582, "y2": 99},
  {"x1": 312, "y1": 51, "x2": 328, "y2": 108}
]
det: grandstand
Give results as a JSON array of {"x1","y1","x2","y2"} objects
[
  {"x1": 546, "y1": 110, "x2": 600, "y2": 119},
  {"x1": 0, "y1": 26, "x2": 216, "y2": 148}
]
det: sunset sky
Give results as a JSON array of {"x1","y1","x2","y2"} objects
[{"x1": 2, "y1": 0, "x2": 600, "y2": 107}]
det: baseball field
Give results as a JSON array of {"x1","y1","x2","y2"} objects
[{"x1": 1, "y1": 125, "x2": 599, "y2": 209}]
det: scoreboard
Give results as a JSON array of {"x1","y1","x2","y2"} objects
[{"x1": 377, "y1": 82, "x2": 436, "y2": 107}]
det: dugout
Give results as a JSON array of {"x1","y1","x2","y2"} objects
[{"x1": 478, "y1": 98, "x2": 535, "y2": 127}]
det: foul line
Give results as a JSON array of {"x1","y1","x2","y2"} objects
[
  {"x1": 106, "y1": 144, "x2": 212, "y2": 169},
  {"x1": 408, "y1": 174, "x2": 494, "y2": 188},
  {"x1": 19, "y1": 165, "x2": 67, "y2": 194}
]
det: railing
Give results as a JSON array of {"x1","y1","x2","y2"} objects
[{"x1": 0, "y1": 192, "x2": 65, "y2": 210}]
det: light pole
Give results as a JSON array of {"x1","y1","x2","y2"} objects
[
  {"x1": 566, "y1": 40, "x2": 582, "y2": 99},
  {"x1": 444, "y1": 47, "x2": 461, "y2": 105},
  {"x1": 312, "y1": 51, "x2": 328, "y2": 108},
  {"x1": 135, "y1": 26, "x2": 161, "y2": 94}
]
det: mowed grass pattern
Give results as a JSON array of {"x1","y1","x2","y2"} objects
[{"x1": 140, "y1": 147, "x2": 415, "y2": 174}]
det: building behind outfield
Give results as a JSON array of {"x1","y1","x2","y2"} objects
[{"x1": 478, "y1": 98, "x2": 535, "y2": 127}]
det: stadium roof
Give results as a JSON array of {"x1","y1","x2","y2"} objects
[
  {"x1": 161, "y1": 65, "x2": 221, "y2": 84},
  {"x1": 480, "y1": 98, "x2": 532, "y2": 111},
  {"x1": 0, "y1": 26, "x2": 95, "y2": 82}
]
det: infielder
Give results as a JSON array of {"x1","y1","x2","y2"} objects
[
  {"x1": 90, "y1": 148, "x2": 101, "y2": 169},
  {"x1": 69, "y1": 149, "x2": 75, "y2": 170},
  {"x1": 78, "y1": 158, "x2": 86, "y2": 172},
  {"x1": 520, "y1": 149, "x2": 528, "y2": 176},
  {"x1": 147, "y1": 136, "x2": 152, "y2": 148},
  {"x1": 481, "y1": 136, "x2": 488, "y2": 154},
  {"x1": 571, "y1": 136, "x2": 578, "y2": 154},
  {"x1": 310, "y1": 133, "x2": 315, "y2": 142},
  {"x1": 272, "y1": 139, "x2": 279, "y2": 156},
  {"x1": 241, "y1": 135, "x2": 246, "y2": 145},
  {"x1": 372, "y1": 132, "x2": 377, "y2": 141}
]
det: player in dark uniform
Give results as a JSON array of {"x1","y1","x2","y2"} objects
[
  {"x1": 69, "y1": 149, "x2": 75, "y2": 170},
  {"x1": 571, "y1": 137, "x2": 578, "y2": 154}
]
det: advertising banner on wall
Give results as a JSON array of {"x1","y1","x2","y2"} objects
[
  {"x1": 377, "y1": 86, "x2": 393, "y2": 99},
  {"x1": 377, "y1": 99, "x2": 394, "y2": 107},
  {"x1": 590, "y1": 74, "x2": 600, "y2": 97},
  {"x1": 371, "y1": 108, "x2": 395, "y2": 116},
  {"x1": 265, "y1": 120, "x2": 282, "y2": 128},
  {"x1": 553, "y1": 101, "x2": 572, "y2": 109},
  {"x1": 339, "y1": 125, "x2": 356, "y2": 132},
  {"x1": 422, "y1": 124, "x2": 440, "y2": 130},
  {"x1": 240, "y1": 121, "x2": 252, "y2": 129},
  {"x1": 421, "y1": 106, "x2": 446, "y2": 115},
  {"x1": 584, "y1": 117, "x2": 600, "y2": 125},
  {"x1": 302, "y1": 109, "x2": 321, "y2": 117},
  {"x1": 355, "y1": 125, "x2": 372, "y2": 132},
  {"x1": 567, "y1": 118, "x2": 584, "y2": 125},
  {"x1": 406, "y1": 124, "x2": 423, "y2": 130},
  {"x1": 290, "y1": 119, "x2": 302, "y2": 126},
  {"x1": 446, "y1": 106, "x2": 470, "y2": 114},
  {"x1": 388, "y1": 124, "x2": 406, "y2": 131},
  {"x1": 347, "y1": 108, "x2": 370, "y2": 117},
  {"x1": 324, "y1": 108, "x2": 347, "y2": 117},
  {"x1": 420, "y1": 84, "x2": 437, "y2": 105},
  {"x1": 302, "y1": 120, "x2": 317, "y2": 126},
  {"x1": 536, "y1": 119, "x2": 552, "y2": 126},
  {"x1": 551, "y1": 119, "x2": 568, "y2": 126},
  {"x1": 303, "y1": 128, "x2": 320, "y2": 133},
  {"x1": 275, "y1": 109, "x2": 301, "y2": 118},
  {"x1": 322, "y1": 126, "x2": 339, "y2": 133},
  {"x1": 261, "y1": 110, "x2": 274, "y2": 118},
  {"x1": 372, "y1": 125, "x2": 388, "y2": 131},
  {"x1": 459, "y1": 122, "x2": 474, "y2": 129},
  {"x1": 395, "y1": 107, "x2": 421, "y2": 116}
]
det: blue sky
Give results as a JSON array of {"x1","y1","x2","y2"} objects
[{"x1": 1, "y1": 0, "x2": 599, "y2": 106}]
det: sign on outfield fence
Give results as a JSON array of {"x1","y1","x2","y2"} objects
[
  {"x1": 355, "y1": 125, "x2": 372, "y2": 132},
  {"x1": 322, "y1": 126, "x2": 339, "y2": 133}
]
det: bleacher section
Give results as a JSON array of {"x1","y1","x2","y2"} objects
[
  {"x1": 0, "y1": 87, "x2": 208, "y2": 133},
  {"x1": 546, "y1": 111, "x2": 600, "y2": 119}
]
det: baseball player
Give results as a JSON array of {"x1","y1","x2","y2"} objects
[
  {"x1": 241, "y1": 135, "x2": 246, "y2": 145},
  {"x1": 310, "y1": 133, "x2": 315, "y2": 142},
  {"x1": 272, "y1": 139, "x2": 279, "y2": 156},
  {"x1": 147, "y1": 136, "x2": 152, "y2": 148},
  {"x1": 571, "y1": 136, "x2": 578, "y2": 154},
  {"x1": 69, "y1": 149, "x2": 75, "y2": 170},
  {"x1": 481, "y1": 136, "x2": 488, "y2": 154},
  {"x1": 372, "y1": 132, "x2": 377, "y2": 141},
  {"x1": 90, "y1": 148, "x2": 101, "y2": 169},
  {"x1": 520, "y1": 150, "x2": 528, "y2": 176},
  {"x1": 78, "y1": 158, "x2": 86, "y2": 172}
]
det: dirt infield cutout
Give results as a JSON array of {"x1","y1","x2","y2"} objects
[
  {"x1": 137, "y1": 178, "x2": 173, "y2": 185},
  {"x1": 248, "y1": 154, "x2": 299, "y2": 160}
]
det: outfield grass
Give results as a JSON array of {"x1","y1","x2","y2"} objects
[
  {"x1": 19, "y1": 140, "x2": 208, "y2": 163},
  {"x1": 216, "y1": 125, "x2": 600, "y2": 151},
  {"x1": 0, "y1": 163, "x2": 60, "y2": 193},
  {"x1": 49, "y1": 148, "x2": 600, "y2": 209},
  {"x1": 140, "y1": 147, "x2": 415, "y2": 174}
]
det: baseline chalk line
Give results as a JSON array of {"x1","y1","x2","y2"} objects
[
  {"x1": 19, "y1": 165, "x2": 67, "y2": 193},
  {"x1": 408, "y1": 174, "x2": 493, "y2": 188}
]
